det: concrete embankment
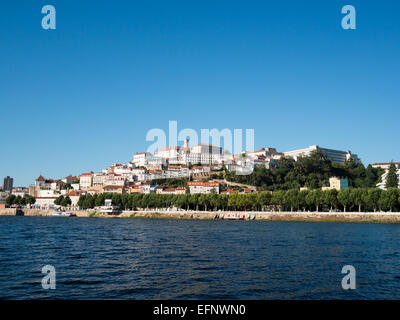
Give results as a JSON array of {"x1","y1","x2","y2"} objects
[{"x1": 2, "y1": 208, "x2": 400, "y2": 223}]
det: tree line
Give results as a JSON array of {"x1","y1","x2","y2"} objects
[
  {"x1": 77, "y1": 188, "x2": 400, "y2": 213},
  {"x1": 5, "y1": 195, "x2": 36, "y2": 206},
  {"x1": 54, "y1": 195, "x2": 72, "y2": 207}
]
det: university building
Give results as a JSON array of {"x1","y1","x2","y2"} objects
[{"x1": 283, "y1": 145, "x2": 359, "y2": 165}]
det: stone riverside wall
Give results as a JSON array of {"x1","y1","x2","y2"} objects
[
  {"x1": 0, "y1": 209, "x2": 89, "y2": 217},
  {"x1": 1, "y1": 208, "x2": 400, "y2": 223},
  {"x1": 119, "y1": 210, "x2": 217, "y2": 220},
  {"x1": 254, "y1": 211, "x2": 400, "y2": 223}
]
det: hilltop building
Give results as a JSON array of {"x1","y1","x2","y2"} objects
[
  {"x1": 283, "y1": 145, "x2": 359, "y2": 165},
  {"x1": 371, "y1": 162, "x2": 400, "y2": 170}
]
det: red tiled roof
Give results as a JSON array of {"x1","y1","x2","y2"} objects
[
  {"x1": 103, "y1": 185, "x2": 123, "y2": 189},
  {"x1": 187, "y1": 182, "x2": 220, "y2": 187},
  {"x1": 80, "y1": 172, "x2": 94, "y2": 176},
  {"x1": 66, "y1": 191, "x2": 79, "y2": 196}
]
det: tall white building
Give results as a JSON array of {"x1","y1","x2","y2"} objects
[
  {"x1": 79, "y1": 172, "x2": 94, "y2": 189},
  {"x1": 132, "y1": 152, "x2": 153, "y2": 167}
]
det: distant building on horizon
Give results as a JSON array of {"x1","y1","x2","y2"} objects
[
  {"x1": 283, "y1": 145, "x2": 359, "y2": 165},
  {"x1": 3, "y1": 176, "x2": 13, "y2": 192},
  {"x1": 371, "y1": 162, "x2": 400, "y2": 170}
]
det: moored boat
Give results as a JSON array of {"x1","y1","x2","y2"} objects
[{"x1": 50, "y1": 210, "x2": 76, "y2": 217}]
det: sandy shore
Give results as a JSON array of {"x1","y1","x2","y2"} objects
[{"x1": 2, "y1": 208, "x2": 400, "y2": 223}]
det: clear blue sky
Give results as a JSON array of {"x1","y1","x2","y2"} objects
[{"x1": 1, "y1": 0, "x2": 400, "y2": 186}]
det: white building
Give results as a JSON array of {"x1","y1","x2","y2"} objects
[
  {"x1": 284, "y1": 145, "x2": 359, "y2": 165},
  {"x1": 64, "y1": 191, "x2": 81, "y2": 207},
  {"x1": 187, "y1": 182, "x2": 220, "y2": 194},
  {"x1": 146, "y1": 157, "x2": 166, "y2": 167},
  {"x1": 190, "y1": 166, "x2": 211, "y2": 175},
  {"x1": 34, "y1": 197, "x2": 57, "y2": 209},
  {"x1": 164, "y1": 166, "x2": 189, "y2": 179},
  {"x1": 11, "y1": 187, "x2": 29, "y2": 198},
  {"x1": 152, "y1": 143, "x2": 223, "y2": 165},
  {"x1": 93, "y1": 173, "x2": 105, "y2": 186},
  {"x1": 372, "y1": 162, "x2": 400, "y2": 189},
  {"x1": 104, "y1": 173, "x2": 126, "y2": 186},
  {"x1": 132, "y1": 152, "x2": 153, "y2": 167},
  {"x1": 190, "y1": 143, "x2": 222, "y2": 155},
  {"x1": 155, "y1": 146, "x2": 189, "y2": 164},
  {"x1": 372, "y1": 162, "x2": 400, "y2": 170},
  {"x1": 79, "y1": 172, "x2": 93, "y2": 189},
  {"x1": 246, "y1": 147, "x2": 277, "y2": 159}
]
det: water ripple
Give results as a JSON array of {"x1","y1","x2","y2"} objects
[{"x1": 1, "y1": 216, "x2": 400, "y2": 299}]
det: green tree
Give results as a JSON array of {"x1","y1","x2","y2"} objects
[
  {"x1": 364, "y1": 165, "x2": 379, "y2": 188},
  {"x1": 54, "y1": 195, "x2": 64, "y2": 206},
  {"x1": 379, "y1": 188, "x2": 399, "y2": 212},
  {"x1": 363, "y1": 188, "x2": 381, "y2": 212},
  {"x1": 14, "y1": 196, "x2": 22, "y2": 205},
  {"x1": 350, "y1": 188, "x2": 367, "y2": 212},
  {"x1": 248, "y1": 193, "x2": 259, "y2": 211},
  {"x1": 77, "y1": 195, "x2": 86, "y2": 208},
  {"x1": 323, "y1": 189, "x2": 338, "y2": 212},
  {"x1": 174, "y1": 194, "x2": 186, "y2": 209},
  {"x1": 217, "y1": 194, "x2": 229, "y2": 211},
  {"x1": 95, "y1": 193, "x2": 106, "y2": 207},
  {"x1": 385, "y1": 163, "x2": 399, "y2": 189},
  {"x1": 338, "y1": 188, "x2": 352, "y2": 212},
  {"x1": 298, "y1": 190, "x2": 309, "y2": 211},
  {"x1": 284, "y1": 189, "x2": 299, "y2": 212},
  {"x1": 190, "y1": 194, "x2": 200, "y2": 211},
  {"x1": 26, "y1": 196, "x2": 36, "y2": 205},
  {"x1": 305, "y1": 189, "x2": 323, "y2": 212},
  {"x1": 5, "y1": 195, "x2": 16, "y2": 206},
  {"x1": 198, "y1": 194, "x2": 207, "y2": 211},
  {"x1": 228, "y1": 193, "x2": 240, "y2": 211},
  {"x1": 257, "y1": 192, "x2": 272, "y2": 211},
  {"x1": 271, "y1": 190, "x2": 285, "y2": 211},
  {"x1": 61, "y1": 196, "x2": 72, "y2": 207}
]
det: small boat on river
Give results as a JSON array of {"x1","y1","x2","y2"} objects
[{"x1": 50, "y1": 210, "x2": 76, "y2": 217}]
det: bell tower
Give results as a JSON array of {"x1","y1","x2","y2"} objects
[{"x1": 184, "y1": 138, "x2": 189, "y2": 149}]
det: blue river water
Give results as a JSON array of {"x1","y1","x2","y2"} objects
[{"x1": 0, "y1": 216, "x2": 399, "y2": 299}]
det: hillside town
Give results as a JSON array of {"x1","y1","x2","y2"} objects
[{"x1": 1, "y1": 142, "x2": 399, "y2": 211}]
